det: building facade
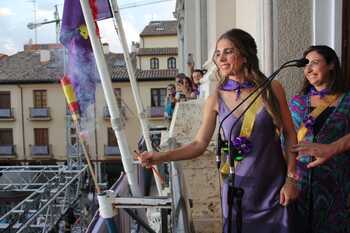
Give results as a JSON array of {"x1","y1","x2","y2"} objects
[{"x1": 0, "y1": 20, "x2": 178, "y2": 181}]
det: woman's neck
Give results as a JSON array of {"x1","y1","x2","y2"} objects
[
  {"x1": 228, "y1": 74, "x2": 246, "y2": 83},
  {"x1": 313, "y1": 84, "x2": 328, "y2": 92}
]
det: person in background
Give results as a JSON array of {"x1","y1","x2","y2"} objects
[
  {"x1": 289, "y1": 45, "x2": 350, "y2": 233},
  {"x1": 191, "y1": 69, "x2": 207, "y2": 98},
  {"x1": 175, "y1": 75, "x2": 193, "y2": 101},
  {"x1": 175, "y1": 73, "x2": 186, "y2": 101},
  {"x1": 182, "y1": 76, "x2": 194, "y2": 99},
  {"x1": 138, "y1": 28, "x2": 298, "y2": 233},
  {"x1": 164, "y1": 83, "x2": 176, "y2": 121}
]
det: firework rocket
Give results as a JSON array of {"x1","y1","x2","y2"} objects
[{"x1": 60, "y1": 75, "x2": 80, "y2": 121}]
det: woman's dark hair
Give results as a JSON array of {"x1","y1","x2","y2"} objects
[
  {"x1": 300, "y1": 45, "x2": 345, "y2": 95},
  {"x1": 213, "y1": 28, "x2": 283, "y2": 129},
  {"x1": 193, "y1": 69, "x2": 207, "y2": 76},
  {"x1": 176, "y1": 73, "x2": 187, "y2": 80}
]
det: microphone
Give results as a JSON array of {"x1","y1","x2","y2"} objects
[{"x1": 294, "y1": 58, "x2": 309, "y2": 67}]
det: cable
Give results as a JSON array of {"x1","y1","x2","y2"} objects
[{"x1": 120, "y1": 0, "x2": 174, "y2": 10}]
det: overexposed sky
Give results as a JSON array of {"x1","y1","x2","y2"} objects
[{"x1": 0, "y1": 0, "x2": 176, "y2": 55}]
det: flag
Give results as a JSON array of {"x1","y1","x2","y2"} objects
[{"x1": 60, "y1": 0, "x2": 112, "y2": 118}]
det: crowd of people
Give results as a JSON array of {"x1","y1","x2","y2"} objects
[
  {"x1": 150, "y1": 27, "x2": 349, "y2": 233},
  {"x1": 164, "y1": 63, "x2": 207, "y2": 121}
]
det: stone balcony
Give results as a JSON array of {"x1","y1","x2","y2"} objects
[{"x1": 160, "y1": 64, "x2": 222, "y2": 232}]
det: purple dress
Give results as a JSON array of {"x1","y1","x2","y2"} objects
[{"x1": 219, "y1": 97, "x2": 294, "y2": 233}]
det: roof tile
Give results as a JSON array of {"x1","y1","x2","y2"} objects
[{"x1": 140, "y1": 20, "x2": 177, "y2": 37}]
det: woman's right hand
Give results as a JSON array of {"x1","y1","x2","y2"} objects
[{"x1": 138, "y1": 151, "x2": 164, "y2": 167}]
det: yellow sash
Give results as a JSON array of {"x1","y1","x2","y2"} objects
[
  {"x1": 297, "y1": 95, "x2": 338, "y2": 142},
  {"x1": 220, "y1": 95, "x2": 263, "y2": 175}
]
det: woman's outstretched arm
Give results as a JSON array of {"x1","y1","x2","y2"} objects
[{"x1": 139, "y1": 94, "x2": 218, "y2": 166}]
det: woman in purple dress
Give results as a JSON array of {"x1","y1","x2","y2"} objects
[{"x1": 139, "y1": 28, "x2": 298, "y2": 233}]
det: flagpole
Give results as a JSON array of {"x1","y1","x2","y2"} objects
[
  {"x1": 60, "y1": 76, "x2": 101, "y2": 194},
  {"x1": 79, "y1": 0, "x2": 141, "y2": 197},
  {"x1": 109, "y1": 0, "x2": 163, "y2": 195}
]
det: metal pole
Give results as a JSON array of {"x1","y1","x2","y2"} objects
[
  {"x1": 109, "y1": 0, "x2": 163, "y2": 195},
  {"x1": 79, "y1": 0, "x2": 141, "y2": 197}
]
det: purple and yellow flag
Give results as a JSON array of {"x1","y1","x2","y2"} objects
[{"x1": 60, "y1": 0, "x2": 112, "y2": 117}]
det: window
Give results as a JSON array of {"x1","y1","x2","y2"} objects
[
  {"x1": 33, "y1": 90, "x2": 47, "y2": 108},
  {"x1": 107, "y1": 128, "x2": 118, "y2": 146},
  {"x1": 151, "y1": 88, "x2": 167, "y2": 107},
  {"x1": 114, "y1": 88, "x2": 122, "y2": 107},
  {"x1": 167, "y1": 57, "x2": 176, "y2": 69},
  {"x1": 70, "y1": 128, "x2": 77, "y2": 145},
  {"x1": 0, "y1": 91, "x2": 10, "y2": 108},
  {"x1": 0, "y1": 129, "x2": 14, "y2": 155},
  {"x1": 0, "y1": 129, "x2": 13, "y2": 145},
  {"x1": 34, "y1": 128, "x2": 49, "y2": 145},
  {"x1": 150, "y1": 58, "x2": 159, "y2": 69}
]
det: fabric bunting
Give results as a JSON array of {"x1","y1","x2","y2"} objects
[{"x1": 60, "y1": 0, "x2": 112, "y2": 118}]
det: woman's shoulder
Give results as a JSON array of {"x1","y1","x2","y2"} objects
[
  {"x1": 336, "y1": 91, "x2": 350, "y2": 109},
  {"x1": 206, "y1": 91, "x2": 220, "y2": 112}
]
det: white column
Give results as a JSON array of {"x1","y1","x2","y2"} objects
[{"x1": 313, "y1": 0, "x2": 343, "y2": 58}]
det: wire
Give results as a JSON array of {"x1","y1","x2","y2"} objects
[
  {"x1": 120, "y1": 0, "x2": 175, "y2": 10},
  {"x1": 218, "y1": 171, "x2": 223, "y2": 224}
]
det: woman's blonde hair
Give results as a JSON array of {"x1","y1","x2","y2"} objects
[{"x1": 213, "y1": 28, "x2": 283, "y2": 130}]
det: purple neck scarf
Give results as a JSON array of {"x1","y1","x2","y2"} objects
[
  {"x1": 220, "y1": 79, "x2": 255, "y2": 99},
  {"x1": 309, "y1": 86, "x2": 331, "y2": 99}
]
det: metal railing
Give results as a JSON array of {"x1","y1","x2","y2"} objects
[
  {"x1": 0, "y1": 108, "x2": 14, "y2": 119},
  {"x1": 29, "y1": 145, "x2": 52, "y2": 157},
  {"x1": 29, "y1": 107, "x2": 50, "y2": 119},
  {"x1": 147, "y1": 106, "x2": 164, "y2": 118},
  {"x1": 103, "y1": 106, "x2": 126, "y2": 119},
  {"x1": 104, "y1": 145, "x2": 121, "y2": 156},
  {"x1": 0, "y1": 145, "x2": 16, "y2": 156}
]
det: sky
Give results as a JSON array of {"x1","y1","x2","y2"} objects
[{"x1": 0, "y1": 0, "x2": 176, "y2": 55}]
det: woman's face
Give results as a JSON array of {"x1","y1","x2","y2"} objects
[
  {"x1": 167, "y1": 86, "x2": 175, "y2": 95},
  {"x1": 192, "y1": 72, "x2": 202, "y2": 84},
  {"x1": 214, "y1": 38, "x2": 246, "y2": 78},
  {"x1": 183, "y1": 79, "x2": 191, "y2": 89},
  {"x1": 176, "y1": 78, "x2": 183, "y2": 90},
  {"x1": 304, "y1": 51, "x2": 334, "y2": 90}
]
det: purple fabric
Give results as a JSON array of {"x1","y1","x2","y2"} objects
[
  {"x1": 60, "y1": 0, "x2": 111, "y2": 118},
  {"x1": 232, "y1": 136, "x2": 252, "y2": 154},
  {"x1": 309, "y1": 86, "x2": 331, "y2": 99},
  {"x1": 290, "y1": 93, "x2": 350, "y2": 233},
  {"x1": 218, "y1": 97, "x2": 294, "y2": 233},
  {"x1": 220, "y1": 79, "x2": 255, "y2": 100},
  {"x1": 303, "y1": 115, "x2": 315, "y2": 130}
]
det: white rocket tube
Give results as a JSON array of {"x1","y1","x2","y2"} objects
[
  {"x1": 108, "y1": 0, "x2": 163, "y2": 195},
  {"x1": 80, "y1": 0, "x2": 141, "y2": 197}
]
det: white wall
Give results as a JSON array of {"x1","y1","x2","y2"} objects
[{"x1": 313, "y1": 0, "x2": 342, "y2": 59}]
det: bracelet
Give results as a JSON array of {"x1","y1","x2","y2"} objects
[{"x1": 286, "y1": 172, "x2": 299, "y2": 185}]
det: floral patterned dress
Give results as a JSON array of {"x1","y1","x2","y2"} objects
[{"x1": 289, "y1": 92, "x2": 350, "y2": 233}]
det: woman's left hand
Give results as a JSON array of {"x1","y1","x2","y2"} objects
[
  {"x1": 279, "y1": 181, "x2": 299, "y2": 206},
  {"x1": 291, "y1": 142, "x2": 335, "y2": 168}
]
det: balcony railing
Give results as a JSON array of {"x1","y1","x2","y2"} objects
[
  {"x1": 30, "y1": 144, "x2": 52, "y2": 157},
  {"x1": 67, "y1": 144, "x2": 84, "y2": 156},
  {"x1": 104, "y1": 145, "x2": 121, "y2": 156},
  {"x1": 147, "y1": 106, "x2": 164, "y2": 118},
  {"x1": 29, "y1": 107, "x2": 51, "y2": 120},
  {"x1": 103, "y1": 106, "x2": 126, "y2": 120},
  {"x1": 0, "y1": 108, "x2": 14, "y2": 120},
  {"x1": 0, "y1": 145, "x2": 16, "y2": 157}
]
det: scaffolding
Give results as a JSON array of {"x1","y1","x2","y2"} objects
[{"x1": 0, "y1": 165, "x2": 87, "y2": 233}]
